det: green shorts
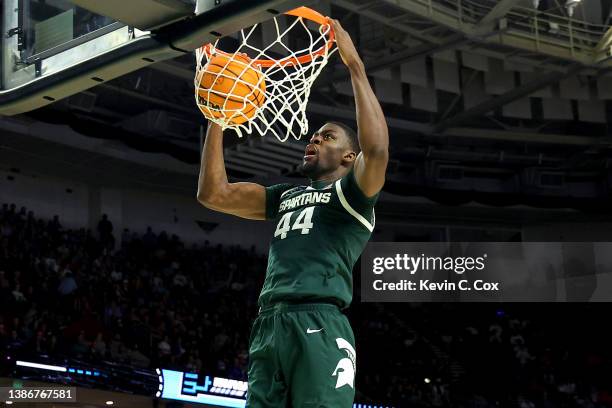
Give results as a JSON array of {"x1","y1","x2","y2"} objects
[{"x1": 246, "y1": 303, "x2": 356, "y2": 407}]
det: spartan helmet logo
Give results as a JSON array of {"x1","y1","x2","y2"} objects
[{"x1": 332, "y1": 338, "x2": 356, "y2": 389}]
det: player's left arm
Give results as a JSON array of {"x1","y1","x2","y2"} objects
[{"x1": 332, "y1": 19, "x2": 389, "y2": 198}]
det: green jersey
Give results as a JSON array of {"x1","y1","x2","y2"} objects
[{"x1": 260, "y1": 168, "x2": 378, "y2": 309}]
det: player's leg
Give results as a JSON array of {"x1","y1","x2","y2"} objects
[
  {"x1": 280, "y1": 305, "x2": 356, "y2": 408},
  {"x1": 246, "y1": 314, "x2": 289, "y2": 407}
]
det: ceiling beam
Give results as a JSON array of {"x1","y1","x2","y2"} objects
[
  {"x1": 234, "y1": 149, "x2": 298, "y2": 166},
  {"x1": 149, "y1": 61, "x2": 194, "y2": 81},
  {"x1": 225, "y1": 162, "x2": 268, "y2": 177},
  {"x1": 594, "y1": 26, "x2": 612, "y2": 64},
  {"x1": 224, "y1": 155, "x2": 281, "y2": 175},
  {"x1": 458, "y1": 46, "x2": 569, "y2": 73},
  {"x1": 331, "y1": 0, "x2": 440, "y2": 44},
  {"x1": 308, "y1": 102, "x2": 433, "y2": 133},
  {"x1": 333, "y1": 33, "x2": 469, "y2": 82},
  {"x1": 228, "y1": 149, "x2": 293, "y2": 170},
  {"x1": 478, "y1": 0, "x2": 520, "y2": 25},
  {"x1": 98, "y1": 83, "x2": 196, "y2": 115},
  {"x1": 434, "y1": 63, "x2": 584, "y2": 132},
  {"x1": 256, "y1": 143, "x2": 305, "y2": 160},
  {"x1": 442, "y1": 127, "x2": 612, "y2": 147}
]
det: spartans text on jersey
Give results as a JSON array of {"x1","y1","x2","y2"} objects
[{"x1": 278, "y1": 192, "x2": 331, "y2": 212}]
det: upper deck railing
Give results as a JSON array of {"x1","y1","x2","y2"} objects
[{"x1": 383, "y1": 0, "x2": 612, "y2": 66}]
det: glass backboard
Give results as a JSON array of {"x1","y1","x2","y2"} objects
[{"x1": 0, "y1": 0, "x2": 304, "y2": 116}]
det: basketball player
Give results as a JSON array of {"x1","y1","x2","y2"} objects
[{"x1": 197, "y1": 20, "x2": 388, "y2": 407}]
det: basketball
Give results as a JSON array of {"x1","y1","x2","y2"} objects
[{"x1": 196, "y1": 53, "x2": 266, "y2": 125}]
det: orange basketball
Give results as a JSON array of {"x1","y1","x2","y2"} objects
[{"x1": 196, "y1": 53, "x2": 266, "y2": 125}]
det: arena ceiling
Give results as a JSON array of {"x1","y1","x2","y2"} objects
[{"x1": 3, "y1": 0, "x2": 612, "y2": 210}]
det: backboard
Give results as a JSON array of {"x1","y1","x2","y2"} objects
[{"x1": 0, "y1": 0, "x2": 304, "y2": 115}]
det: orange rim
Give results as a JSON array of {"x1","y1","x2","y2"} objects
[{"x1": 200, "y1": 6, "x2": 335, "y2": 68}]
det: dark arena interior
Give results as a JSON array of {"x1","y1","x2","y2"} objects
[{"x1": 1, "y1": 0, "x2": 612, "y2": 407}]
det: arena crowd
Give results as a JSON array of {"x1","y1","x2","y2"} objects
[{"x1": 1, "y1": 203, "x2": 610, "y2": 407}]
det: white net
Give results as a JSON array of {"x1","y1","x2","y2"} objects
[{"x1": 194, "y1": 9, "x2": 336, "y2": 142}]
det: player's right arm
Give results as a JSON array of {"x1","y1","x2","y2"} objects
[{"x1": 196, "y1": 123, "x2": 266, "y2": 220}]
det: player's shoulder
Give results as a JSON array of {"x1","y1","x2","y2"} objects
[{"x1": 337, "y1": 167, "x2": 379, "y2": 206}]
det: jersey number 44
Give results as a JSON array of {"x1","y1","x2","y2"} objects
[{"x1": 273, "y1": 207, "x2": 315, "y2": 239}]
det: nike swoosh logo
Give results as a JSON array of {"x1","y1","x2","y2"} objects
[{"x1": 306, "y1": 328, "x2": 324, "y2": 334}]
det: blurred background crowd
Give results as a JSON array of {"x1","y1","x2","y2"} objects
[{"x1": 1, "y1": 203, "x2": 611, "y2": 407}]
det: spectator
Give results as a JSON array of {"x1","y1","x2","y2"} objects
[
  {"x1": 93, "y1": 332, "x2": 106, "y2": 357},
  {"x1": 158, "y1": 336, "x2": 171, "y2": 356},
  {"x1": 121, "y1": 228, "x2": 131, "y2": 248},
  {"x1": 57, "y1": 271, "x2": 77, "y2": 296},
  {"x1": 142, "y1": 227, "x2": 156, "y2": 248},
  {"x1": 97, "y1": 214, "x2": 114, "y2": 250},
  {"x1": 127, "y1": 344, "x2": 150, "y2": 368},
  {"x1": 12, "y1": 283, "x2": 27, "y2": 303}
]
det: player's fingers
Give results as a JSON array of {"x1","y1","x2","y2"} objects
[{"x1": 331, "y1": 19, "x2": 344, "y2": 33}]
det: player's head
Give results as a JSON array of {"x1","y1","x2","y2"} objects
[{"x1": 301, "y1": 121, "x2": 360, "y2": 179}]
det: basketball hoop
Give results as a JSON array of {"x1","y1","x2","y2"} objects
[{"x1": 195, "y1": 6, "x2": 336, "y2": 142}]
